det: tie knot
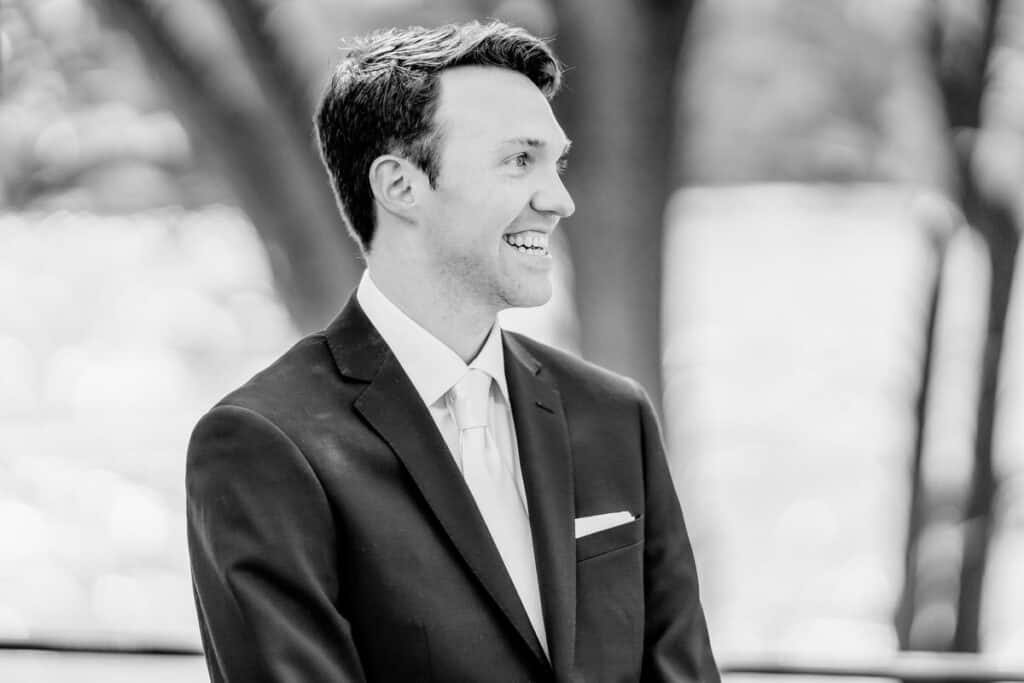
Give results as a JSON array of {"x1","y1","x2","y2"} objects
[{"x1": 450, "y1": 368, "x2": 492, "y2": 431}]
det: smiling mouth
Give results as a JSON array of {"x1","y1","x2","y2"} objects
[{"x1": 503, "y1": 230, "x2": 550, "y2": 257}]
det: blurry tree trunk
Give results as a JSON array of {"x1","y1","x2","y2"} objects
[
  {"x1": 937, "y1": 0, "x2": 1021, "y2": 655},
  {"x1": 216, "y1": 0, "x2": 322, "y2": 153},
  {"x1": 954, "y1": 188, "x2": 1018, "y2": 652},
  {"x1": 550, "y1": 0, "x2": 694, "y2": 412},
  {"x1": 90, "y1": 0, "x2": 360, "y2": 332},
  {"x1": 898, "y1": 0, "x2": 1022, "y2": 656},
  {"x1": 896, "y1": 221, "x2": 951, "y2": 650}
]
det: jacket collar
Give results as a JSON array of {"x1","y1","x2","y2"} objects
[
  {"x1": 324, "y1": 295, "x2": 578, "y2": 679},
  {"x1": 354, "y1": 271, "x2": 510, "y2": 405}
]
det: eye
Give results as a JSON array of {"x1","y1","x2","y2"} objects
[{"x1": 507, "y1": 152, "x2": 532, "y2": 169}]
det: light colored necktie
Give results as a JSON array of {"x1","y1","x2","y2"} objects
[{"x1": 450, "y1": 368, "x2": 548, "y2": 655}]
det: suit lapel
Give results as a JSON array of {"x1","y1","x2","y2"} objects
[
  {"x1": 326, "y1": 297, "x2": 548, "y2": 666},
  {"x1": 504, "y1": 332, "x2": 577, "y2": 680}
]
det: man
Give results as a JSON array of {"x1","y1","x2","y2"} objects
[{"x1": 187, "y1": 20, "x2": 718, "y2": 682}]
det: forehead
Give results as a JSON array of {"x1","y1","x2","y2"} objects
[{"x1": 434, "y1": 66, "x2": 568, "y2": 149}]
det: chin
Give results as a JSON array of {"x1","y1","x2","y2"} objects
[{"x1": 502, "y1": 283, "x2": 552, "y2": 309}]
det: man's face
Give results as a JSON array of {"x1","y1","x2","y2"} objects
[{"x1": 416, "y1": 66, "x2": 574, "y2": 312}]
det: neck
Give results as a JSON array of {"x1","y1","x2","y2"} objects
[{"x1": 366, "y1": 255, "x2": 497, "y2": 363}]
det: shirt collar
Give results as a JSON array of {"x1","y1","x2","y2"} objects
[{"x1": 356, "y1": 270, "x2": 509, "y2": 406}]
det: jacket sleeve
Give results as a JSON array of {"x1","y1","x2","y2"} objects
[
  {"x1": 633, "y1": 383, "x2": 721, "y2": 682},
  {"x1": 186, "y1": 403, "x2": 366, "y2": 683}
]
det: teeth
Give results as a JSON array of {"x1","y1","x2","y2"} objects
[
  {"x1": 504, "y1": 231, "x2": 549, "y2": 250},
  {"x1": 502, "y1": 230, "x2": 552, "y2": 259}
]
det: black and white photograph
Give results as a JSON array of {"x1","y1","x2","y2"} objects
[{"x1": 2, "y1": 0, "x2": 1023, "y2": 681}]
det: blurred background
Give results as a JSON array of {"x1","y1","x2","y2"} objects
[{"x1": 1, "y1": 0, "x2": 1023, "y2": 680}]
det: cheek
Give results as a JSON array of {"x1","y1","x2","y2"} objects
[{"x1": 436, "y1": 180, "x2": 526, "y2": 238}]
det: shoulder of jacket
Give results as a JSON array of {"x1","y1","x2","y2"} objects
[{"x1": 504, "y1": 330, "x2": 645, "y2": 402}]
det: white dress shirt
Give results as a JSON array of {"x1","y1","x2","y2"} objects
[{"x1": 355, "y1": 270, "x2": 547, "y2": 651}]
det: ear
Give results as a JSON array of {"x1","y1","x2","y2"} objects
[{"x1": 368, "y1": 154, "x2": 420, "y2": 220}]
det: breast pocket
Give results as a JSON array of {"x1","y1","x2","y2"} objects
[
  {"x1": 575, "y1": 515, "x2": 644, "y2": 680},
  {"x1": 575, "y1": 514, "x2": 643, "y2": 563}
]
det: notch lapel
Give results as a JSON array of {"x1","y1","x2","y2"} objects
[
  {"x1": 326, "y1": 297, "x2": 548, "y2": 666},
  {"x1": 504, "y1": 332, "x2": 577, "y2": 680}
]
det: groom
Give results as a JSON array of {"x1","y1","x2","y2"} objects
[{"x1": 186, "y1": 20, "x2": 719, "y2": 682}]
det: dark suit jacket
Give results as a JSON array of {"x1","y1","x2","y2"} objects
[{"x1": 187, "y1": 296, "x2": 719, "y2": 682}]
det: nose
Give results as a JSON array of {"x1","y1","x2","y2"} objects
[{"x1": 531, "y1": 169, "x2": 575, "y2": 219}]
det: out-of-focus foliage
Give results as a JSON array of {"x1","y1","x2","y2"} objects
[
  {"x1": 0, "y1": 0, "x2": 227, "y2": 212},
  {"x1": 0, "y1": 206, "x2": 294, "y2": 644},
  {"x1": 679, "y1": 0, "x2": 953, "y2": 188},
  {"x1": 664, "y1": 182, "x2": 1024, "y2": 660}
]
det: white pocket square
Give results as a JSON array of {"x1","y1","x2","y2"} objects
[{"x1": 574, "y1": 511, "x2": 635, "y2": 539}]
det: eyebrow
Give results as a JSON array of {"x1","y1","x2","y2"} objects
[{"x1": 502, "y1": 137, "x2": 573, "y2": 157}]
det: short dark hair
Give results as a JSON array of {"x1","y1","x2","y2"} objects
[{"x1": 314, "y1": 21, "x2": 563, "y2": 251}]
